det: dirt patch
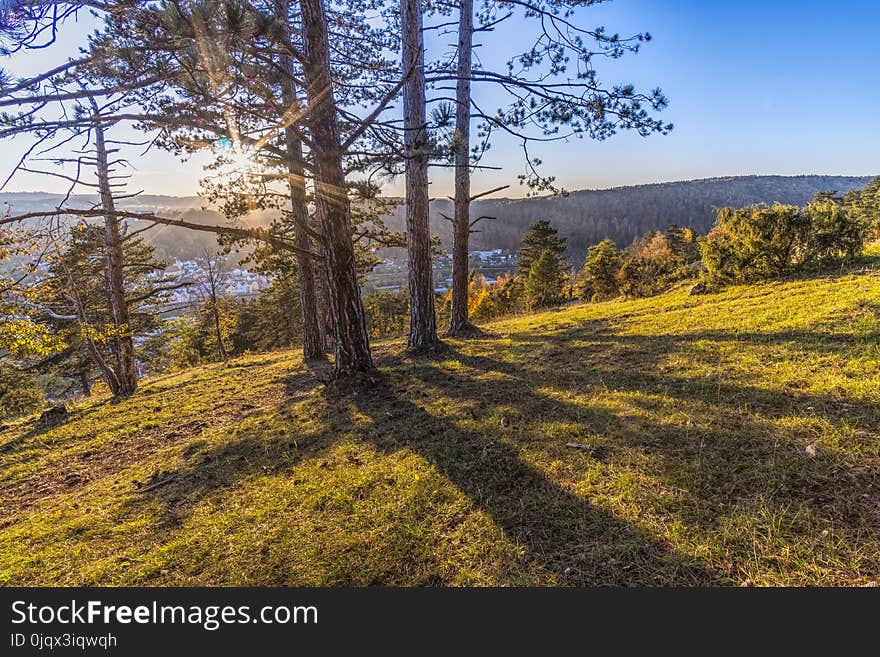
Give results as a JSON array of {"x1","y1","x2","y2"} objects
[
  {"x1": 0, "y1": 421, "x2": 204, "y2": 518},
  {"x1": 0, "y1": 389, "x2": 285, "y2": 520}
]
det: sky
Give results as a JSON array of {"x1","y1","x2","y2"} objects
[{"x1": 2, "y1": 0, "x2": 878, "y2": 199}]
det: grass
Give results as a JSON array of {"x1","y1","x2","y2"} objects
[{"x1": 2, "y1": 263, "x2": 880, "y2": 586}]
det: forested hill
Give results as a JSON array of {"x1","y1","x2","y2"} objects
[
  {"x1": 409, "y1": 174, "x2": 874, "y2": 256},
  {"x1": 2, "y1": 175, "x2": 873, "y2": 262}
]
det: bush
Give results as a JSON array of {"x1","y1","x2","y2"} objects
[
  {"x1": 807, "y1": 197, "x2": 866, "y2": 263},
  {"x1": 700, "y1": 200, "x2": 866, "y2": 284},
  {"x1": 472, "y1": 274, "x2": 524, "y2": 321},
  {"x1": 617, "y1": 229, "x2": 699, "y2": 299},
  {"x1": 364, "y1": 289, "x2": 410, "y2": 338},
  {"x1": 163, "y1": 317, "x2": 203, "y2": 371},
  {"x1": 0, "y1": 365, "x2": 45, "y2": 421},
  {"x1": 576, "y1": 239, "x2": 622, "y2": 301},
  {"x1": 618, "y1": 257, "x2": 673, "y2": 299},
  {"x1": 663, "y1": 224, "x2": 702, "y2": 263},
  {"x1": 845, "y1": 176, "x2": 880, "y2": 238}
]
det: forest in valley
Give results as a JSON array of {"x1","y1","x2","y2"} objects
[{"x1": 1, "y1": 1, "x2": 879, "y2": 591}]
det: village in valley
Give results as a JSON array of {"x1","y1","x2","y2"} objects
[
  {"x1": 366, "y1": 248, "x2": 517, "y2": 295},
  {"x1": 157, "y1": 248, "x2": 518, "y2": 316}
]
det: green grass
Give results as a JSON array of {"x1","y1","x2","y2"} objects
[{"x1": 2, "y1": 264, "x2": 880, "y2": 586}]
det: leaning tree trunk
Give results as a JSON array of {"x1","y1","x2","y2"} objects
[
  {"x1": 299, "y1": 0, "x2": 373, "y2": 375},
  {"x1": 401, "y1": 0, "x2": 439, "y2": 350},
  {"x1": 204, "y1": 256, "x2": 229, "y2": 362},
  {"x1": 449, "y1": 0, "x2": 474, "y2": 336},
  {"x1": 94, "y1": 118, "x2": 137, "y2": 396},
  {"x1": 210, "y1": 299, "x2": 229, "y2": 362},
  {"x1": 275, "y1": 0, "x2": 323, "y2": 362}
]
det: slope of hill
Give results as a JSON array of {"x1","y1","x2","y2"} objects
[{"x1": 2, "y1": 262, "x2": 879, "y2": 586}]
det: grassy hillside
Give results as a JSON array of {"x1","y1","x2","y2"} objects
[{"x1": 2, "y1": 265, "x2": 879, "y2": 586}]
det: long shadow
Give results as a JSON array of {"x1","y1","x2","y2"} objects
[
  {"x1": 434, "y1": 343, "x2": 879, "y2": 563},
  {"x1": 329, "y1": 372, "x2": 716, "y2": 585},
  {"x1": 508, "y1": 324, "x2": 878, "y2": 361},
  {"x1": 108, "y1": 318, "x2": 878, "y2": 583},
  {"x1": 499, "y1": 319, "x2": 880, "y2": 422},
  {"x1": 113, "y1": 359, "x2": 716, "y2": 584},
  {"x1": 0, "y1": 407, "x2": 82, "y2": 464},
  {"x1": 112, "y1": 367, "x2": 337, "y2": 527},
  {"x1": 469, "y1": 343, "x2": 880, "y2": 422}
]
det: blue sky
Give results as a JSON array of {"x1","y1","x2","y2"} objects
[{"x1": 2, "y1": 0, "x2": 878, "y2": 197}]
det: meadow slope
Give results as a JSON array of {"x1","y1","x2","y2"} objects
[{"x1": 2, "y1": 266, "x2": 879, "y2": 586}]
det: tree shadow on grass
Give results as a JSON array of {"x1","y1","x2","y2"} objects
[
  {"x1": 433, "y1": 335, "x2": 879, "y2": 581},
  {"x1": 112, "y1": 368, "x2": 339, "y2": 522},
  {"x1": 118, "y1": 359, "x2": 715, "y2": 585},
  {"x1": 113, "y1": 318, "x2": 879, "y2": 584},
  {"x1": 325, "y1": 371, "x2": 716, "y2": 585}
]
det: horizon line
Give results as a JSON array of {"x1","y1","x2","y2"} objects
[{"x1": 2, "y1": 172, "x2": 876, "y2": 201}]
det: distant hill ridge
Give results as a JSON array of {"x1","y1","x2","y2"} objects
[
  {"x1": 3, "y1": 174, "x2": 874, "y2": 260},
  {"x1": 412, "y1": 174, "x2": 876, "y2": 256}
]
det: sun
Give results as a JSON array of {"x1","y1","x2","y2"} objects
[{"x1": 210, "y1": 137, "x2": 260, "y2": 184}]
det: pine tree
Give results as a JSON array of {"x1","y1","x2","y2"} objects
[
  {"x1": 274, "y1": 0, "x2": 324, "y2": 361},
  {"x1": 300, "y1": 0, "x2": 373, "y2": 374},
  {"x1": 34, "y1": 223, "x2": 172, "y2": 396},
  {"x1": 401, "y1": 0, "x2": 439, "y2": 350},
  {"x1": 92, "y1": 113, "x2": 138, "y2": 396},
  {"x1": 436, "y1": 0, "x2": 670, "y2": 332},
  {"x1": 524, "y1": 250, "x2": 566, "y2": 309},
  {"x1": 448, "y1": 0, "x2": 475, "y2": 336},
  {"x1": 518, "y1": 220, "x2": 567, "y2": 275}
]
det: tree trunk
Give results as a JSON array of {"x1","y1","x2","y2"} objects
[
  {"x1": 449, "y1": 0, "x2": 474, "y2": 336},
  {"x1": 211, "y1": 301, "x2": 229, "y2": 362},
  {"x1": 204, "y1": 257, "x2": 229, "y2": 362},
  {"x1": 94, "y1": 118, "x2": 137, "y2": 396},
  {"x1": 299, "y1": 0, "x2": 373, "y2": 375},
  {"x1": 67, "y1": 281, "x2": 121, "y2": 395},
  {"x1": 313, "y1": 245, "x2": 336, "y2": 353},
  {"x1": 78, "y1": 370, "x2": 92, "y2": 397},
  {"x1": 287, "y1": 139, "x2": 324, "y2": 360},
  {"x1": 275, "y1": 0, "x2": 323, "y2": 362},
  {"x1": 401, "y1": 0, "x2": 438, "y2": 350}
]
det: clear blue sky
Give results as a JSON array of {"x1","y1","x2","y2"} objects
[{"x1": 2, "y1": 0, "x2": 878, "y2": 198}]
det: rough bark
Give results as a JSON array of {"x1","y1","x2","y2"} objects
[
  {"x1": 299, "y1": 0, "x2": 373, "y2": 375},
  {"x1": 401, "y1": 0, "x2": 439, "y2": 349},
  {"x1": 94, "y1": 118, "x2": 137, "y2": 396},
  {"x1": 275, "y1": 0, "x2": 323, "y2": 362},
  {"x1": 449, "y1": 0, "x2": 474, "y2": 336},
  {"x1": 313, "y1": 244, "x2": 336, "y2": 353}
]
